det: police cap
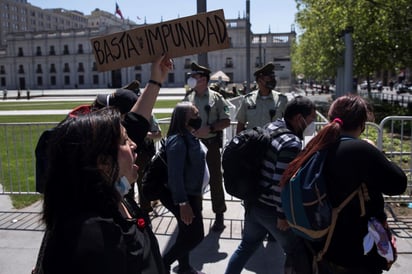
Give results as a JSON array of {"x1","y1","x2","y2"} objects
[
  {"x1": 254, "y1": 62, "x2": 275, "y2": 77},
  {"x1": 188, "y1": 62, "x2": 211, "y2": 76}
]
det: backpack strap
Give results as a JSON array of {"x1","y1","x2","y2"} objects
[{"x1": 316, "y1": 183, "x2": 369, "y2": 262}]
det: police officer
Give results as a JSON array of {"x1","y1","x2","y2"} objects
[
  {"x1": 184, "y1": 62, "x2": 231, "y2": 232},
  {"x1": 236, "y1": 62, "x2": 288, "y2": 134}
]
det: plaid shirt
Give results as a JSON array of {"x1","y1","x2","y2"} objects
[{"x1": 257, "y1": 119, "x2": 302, "y2": 219}]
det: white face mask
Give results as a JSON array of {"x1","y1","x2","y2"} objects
[
  {"x1": 303, "y1": 121, "x2": 316, "y2": 136},
  {"x1": 115, "y1": 176, "x2": 131, "y2": 197},
  {"x1": 187, "y1": 77, "x2": 197, "y2": 89}
]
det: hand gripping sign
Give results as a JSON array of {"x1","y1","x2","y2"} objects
[{"x1": 91, "y1": 9, "x2": 230, "y2": 72}]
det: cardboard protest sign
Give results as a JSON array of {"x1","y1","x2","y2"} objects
[{"x1": 91, "y1": 9, "x2": 230, "y2": 72}]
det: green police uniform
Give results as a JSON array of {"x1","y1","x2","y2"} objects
[
  {"x1": 184, "y1": 89, "x2": 231, "y2": 140},
  {"x1": 236, "y1": 89, "x2": 287, "y2": 129},
  {"x1": 184, "y1": 62, "x2": 231, "y2": 224}
]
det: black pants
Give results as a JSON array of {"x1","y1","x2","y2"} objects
[{"x1": 161, "y1": 194, "x2": 204, "y2": 271}]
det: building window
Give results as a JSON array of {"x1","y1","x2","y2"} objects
[
  {"x1": 78, "y1": 75, "x2": 84, "y2": 85},
  {"x1": 63, "y1": 63, "x2": 70, "y2": 73},
  {"x1": 49, "y1": 46, "x2": 55, "y2": 55},
  {"x1": 18, "y1": 47, "x2": 24, "y2": 57},
  {"x1": 255, "y1": 57, "x2": 262, "y2": 68},
  {"x1": 77, "y1": 44, "x2": 84, "y2": 54},
  {"x1": 93, "y1": 75, "x2": 99, "y2": 85},
  {"x1": 184, "y1": 58, "x2": 191, "y2": 69},
  {"x1": 134, "y1": 74, "x2": 141, "y2": 83},
  {"x1": 134, "y1": 65, "x2": 142, "y2": 70},
  {"x1": 37, "y1": 76, "x2": 43, "y2": 86},
  {"x1": 36, "y1": 64, "x2": 42, "y2": 73},
  {"x1": 18, "y1": 65, "x2": 24, "y2": 74},
  {"x1": 18, "y1": 77, "x2": 26, "y2": 90},
  {"x1": 225, "y1": 57, "x2": 233, "y2": 68},
  {"x1": 252, "y1": 35, "x2": 267, "y2": 44},
  {"x1": 64, "y1": 75, "x2": 70, "y2": 85},
  {"x1": 168, "y1": 73, "x2": 175, "y2": 84},
  {"x1": 36, "y1": 46, "x2": 42, "y2": 56},
  {"x1": 77, "y1": 63, "x2": 84, "y2": 72},
  {"x1": 92, "y1": 62, "x2": 97, "y2": 71},
  {"x1": 50, "y1": 76, "x2": 56, "y2": 85},
  {"x1": 50, "y1": 64, "x2": 56, "y2": 73},
  {"x1": 63, "y1": 45, "x2": 69, "y2": 55},
  {"x1": 0, "y1": 65, "x2": 5, "y2": 74},
  {"x1": 1, "y1": 77, "x2": 6, "y2": 86}
]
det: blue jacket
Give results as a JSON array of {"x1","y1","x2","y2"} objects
[{"x1": 166, "y1": 131, "x2": 206, "y2": 204}]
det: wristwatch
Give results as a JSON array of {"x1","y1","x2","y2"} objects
[{"x1": 179, "y1": 202, "x2": 188, "y2": 206}]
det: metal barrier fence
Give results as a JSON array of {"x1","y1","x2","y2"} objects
[
  {"x1": 0, "y1": 122, "x2": 56, "y2": 195},
  {"x1": 367, "y1": 92, "x2": 412, "y2": 108},
  {"x1": 1, "y1": 117, "x2": 411, "y2": 203}
]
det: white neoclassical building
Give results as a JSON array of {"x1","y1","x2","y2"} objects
[{"x1": 0, "y1": 0, "x2": 296, "y2": 90}]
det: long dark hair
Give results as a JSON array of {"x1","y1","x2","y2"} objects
[
  {"x1": 280, "y1": 94, "x2": 370, "y2": 187},
  {"x1": 42, "y1": 108, "x2": 122, "y2": 229},
  {"x1": 167, "y1": 101, "x2": 193, "y2": 137}
]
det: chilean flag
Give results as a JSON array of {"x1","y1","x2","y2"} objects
[{"x1": 115, "y1": 3, "x2": 124, "y2": 19}]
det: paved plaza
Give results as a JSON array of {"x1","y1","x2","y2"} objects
[
  {"x1": 1, "y1": 88, "x2": 412, "y2": 273},
  {"x1": 1, "y1": 190, "x2": 412, "y2": 274}
]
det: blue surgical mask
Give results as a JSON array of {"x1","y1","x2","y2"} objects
[{"x1": 115, "y1": 176, "x2": 131, "y2": 197}]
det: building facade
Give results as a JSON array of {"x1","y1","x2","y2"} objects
[
  {"x1": 0, "y1": 0, "x2": 295, "y2": 90},
  {"x1": 0, "y1": 0, "x2": 89, "y2": 49}
]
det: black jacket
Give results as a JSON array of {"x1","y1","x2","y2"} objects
[
  {"x1": 42, "y1": 198, "x2": 165, "y2": 274},
  {"x1": 322, "y1": 137, "x2": 407, "y2": 271},
  {"x1": 41, "y1": 113, "x2": 165, "y2": 274}
]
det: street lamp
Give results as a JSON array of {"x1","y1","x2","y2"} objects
[
  {"x1": 197, "y1": 0, "x2": 208, "y2": 66},
  {"x1": 246, "y1": 0, "x2": 251, "y2": 92}
]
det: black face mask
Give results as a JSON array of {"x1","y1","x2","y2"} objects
[
  {"x1": 265, "y1": 79, "x2": 277, "y2": 90},
  {"x1": 188, "y1": 117, "x2": 202, "y2": 130}
]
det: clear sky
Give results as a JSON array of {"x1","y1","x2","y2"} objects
[{"x1": 29, "y1": 0, "x2": 298, "y2": 34}]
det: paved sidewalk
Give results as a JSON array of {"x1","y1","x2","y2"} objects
[{"x1": 1, "y1": 190, "x2": 412, "y2": 274}]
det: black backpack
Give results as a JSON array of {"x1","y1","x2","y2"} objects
[
  {"x1": 141, "y1": 135, "x2": 190, "y2": 201},
  {"x1": 140, "y1": 138, "x2": 169, "y2": 201},
  {"x1": 222, "y1": 126, "x2": 290, "y2": 201}
]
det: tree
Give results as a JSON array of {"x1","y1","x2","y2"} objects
[{"x1": 293, "y1": 0, "x2": 412, "y2": 90}]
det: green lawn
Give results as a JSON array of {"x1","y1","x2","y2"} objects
[
  {"x1": 0, "y1": 101, "x2": 91, "y2": 111},
  {"x1": 1, "y1": 99, "x2": 410, "y2": 209},
  {"x1": 0, "y1": 99, "x2": 180, "y2": 112},
  {"x1": 0, "y1": 99, "x2": 176, "y2": 208}
]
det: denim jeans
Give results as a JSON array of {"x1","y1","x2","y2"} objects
[{"x1": 225, "y1": 203, "x2": 311, "y2": 274}]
